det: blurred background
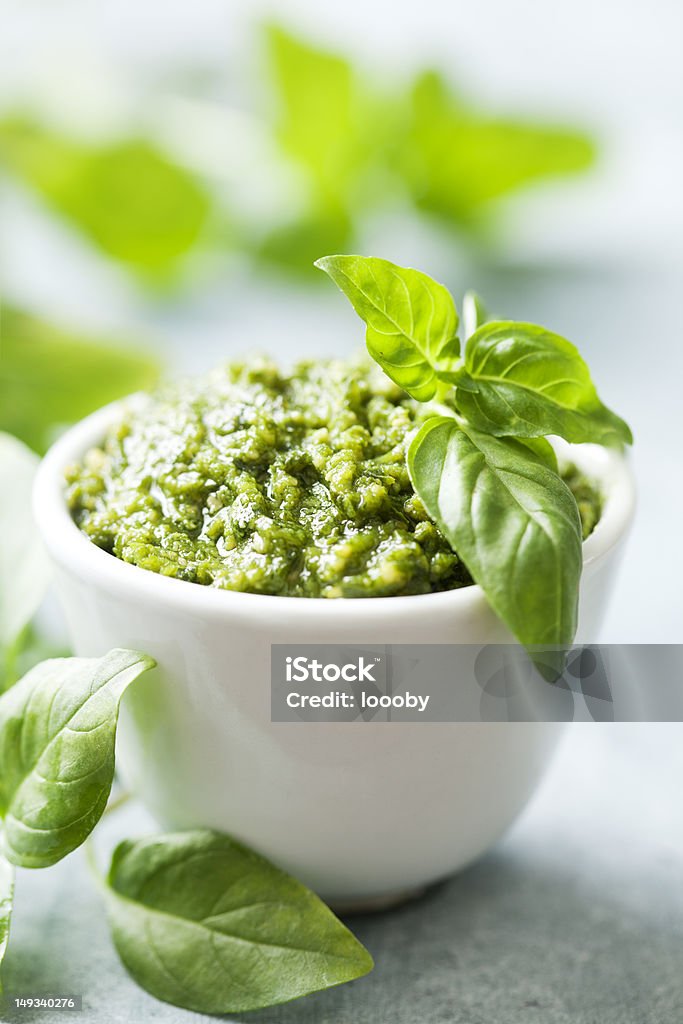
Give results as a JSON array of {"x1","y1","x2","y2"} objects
[{"x1": 1, "y1": 1, "x2": 682, "y2": 646}]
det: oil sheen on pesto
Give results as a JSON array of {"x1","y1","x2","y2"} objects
[{"x1": 66, "y1": 359, "x2": 600, "y2": 598}]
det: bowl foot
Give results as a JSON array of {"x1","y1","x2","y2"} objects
[{"x1": 328, "y1": 884, "x2": 428, "y2": 915}]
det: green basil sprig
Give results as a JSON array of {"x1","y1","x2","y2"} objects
[
  {"x1": 0, "y1": 651, "x2": 373, "y2": 1009},
  {"x1": 0, "y1": 433, "x2": 52, "y2": 687},
  {"x1": 317, "y1": 253, "x2": 632, "y2": 648},
  {"x1": 99, "y1": 830, "x2": 373, "y2": 1014},
  {"x1": 0, "y1": 119, "x2": 211, "y2": 279}
]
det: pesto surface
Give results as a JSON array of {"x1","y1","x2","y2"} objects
[{"x1": 66, "y1": 359, "x2": 601, "y2": 598}]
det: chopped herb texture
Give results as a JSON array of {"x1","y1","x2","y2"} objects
[{"x1": 67, "y1": 358, "x2": 600, "y2": 602}]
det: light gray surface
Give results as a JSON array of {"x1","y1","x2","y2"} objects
[{"x1": 4, "y1": 725, "x2": 683, "y2": 1024}]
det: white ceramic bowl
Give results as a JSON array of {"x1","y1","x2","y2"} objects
[{"x1": 34, "y1": 402, "x2": 635, "y2": 905}]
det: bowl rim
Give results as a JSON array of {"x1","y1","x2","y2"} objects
[{"x1": 33, "y1": 397, "x2": 637, "y2": 624}]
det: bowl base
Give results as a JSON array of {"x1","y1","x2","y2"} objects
[{"x1": 328, "y1": 884, "x2": 428, "y2": 915}]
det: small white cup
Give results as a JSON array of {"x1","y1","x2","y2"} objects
[{"x1": 34, "y1": 402, "x2": 635, "y2": 906}]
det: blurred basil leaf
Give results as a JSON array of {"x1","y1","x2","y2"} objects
[
  {"x1": 261, "y1": 29, "x2": 595, "y2": 274},
  {"x1": 261, "y1": 25, "x2": 387, "y2": 272},
  {"x1": 400, "y1": 71, "x2": 595, "y2": 228},
  {"x1": 0, "y1": 30, "x2": 597, "y2": 283},
  {"x1": 315, "y1": 254, "x2": 460, "y2": 400},
  {"x1": 1, "y1": 624, "x2": 71, "y2": 697},
  {"x1": 0, "y1": 118, "x2": 211, "y2": 278},
  {"x1": 0, "y1": 433, "x2": 52, "y2": 685},
  {"x1": 0, "y1": 306, "x2": 161, "y2": 454},
  {"x1": 266, "y1": 24, "x2": 363, "y2": 198},
  {"x1": 257, "y1": 207, "x2": 354, "y2": 277},
  {"x1": 0, "y1": 855, "x2": 13, "y2": 991},
  {"x1": 0, "y1": 649, "x2": 155, "y2": 869}
]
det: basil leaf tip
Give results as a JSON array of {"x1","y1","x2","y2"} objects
[
  {"x1": 0, "y1": 855, "x2": 13, "y2": 993},
  {"x1": 0, "y1": 433, "x2": 52, "y2": 677},
  {"x1": 315, "y1": 254, "x2": 460, "y2": 401},
  {"x1": 319, "y1": 251, "x2": 632, "y2": 649},
  {"x1": 0, "y1": 649, "x2": 156, "y2": 869},
  {"x1": 408, "y1": 417, "x2": 583, "y2": 647}
]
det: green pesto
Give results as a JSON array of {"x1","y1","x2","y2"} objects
[{"x1": 66, "y1": 359, "x2": 601, "y2": 598}]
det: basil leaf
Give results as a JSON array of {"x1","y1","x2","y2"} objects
[
  {"x1": 0, "y1": 118, "x2": 210, "y2": 277},
  {"x1": 315, "y1": 254, "x2": 460, "y2": 401},
  {"x1": 456, "y1": 321, "x2": 633, "y2": 446},
  {"x1": 408, "y1": 416, "x2": 583, "y2": 647},
  {"x1": 103, "y1": 830, "x2": 373, "y2": 1014},
  {"x1": 0, "y1": 434, "x2": 51, "y2": 664},
  {"x1": 0, "y1": 307, "x2": 160, "y2": 454},
  {"x1": 0, "y1": 855, "x2": 13, "y2": 992},
  {"x1": 0, "y1": 649, "x2": 155, "y2": 868}
]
